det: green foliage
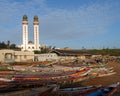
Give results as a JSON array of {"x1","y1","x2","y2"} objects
[
  {"x1": 34, "y1": 50, "x2": 41, "y2": 54},
  {"x1": 0, "y1": 42, "x2": 6, "y2": 49},
  {"x1": 0, "y1": 41, "x2": 20, "y2": 50},
  {"x1": 34, "y1": 46, "x2": 55, "y2": 54},
  {"x1": 88, "y1": 48, "x2": 120, "y2": 56},
  {"x1": 10, "y1": 44, "x2": 16, "y2": 49}
]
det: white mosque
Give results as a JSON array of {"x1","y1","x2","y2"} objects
[{"x1": 21, "y1": 15, "x2": 41, "y2": 51}]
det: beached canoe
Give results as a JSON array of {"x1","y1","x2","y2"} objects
[
  {"x1": 88, "y1": 63, "x2": 108, "y2": 68},
  {"x1": 0, "y1": 83, "x2": 18, "y2": 93},
  {"x1": 51, "y1": 85, "x2": 102, "y2": 96},
  {"x1": 68, "y1": 68, "x2": 90, "y2": 78},
  {"x1": 85, "y1": 82, "x2": 120, "y2": 96},
  {"x1": 97, "y1": 72, "x2": 116, "y2": 77},
  {"x1": 0, "y1": 84, "x2": 58, "y2": 96},
  {"x1": 58, "y1": 85, "x2": 102, "y2": 92},
  {"x1": 0, "y1": 78, "x2": 14, "y2": 82},
  {"x1": 12, "y1": 68, "x2": 90, "y2": 82}
]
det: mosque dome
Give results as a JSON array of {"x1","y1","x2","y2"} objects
[
  {"x1": 34, "y1": 15, "x2": 38, "y2": 21},
  {"x1": 28, "y1": 41, "x2": 33, "y2": 44},
  {"x1": 23, "y1": 15, "x2": 28, "y2": 21}
]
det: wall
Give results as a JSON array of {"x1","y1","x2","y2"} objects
[
  {"x1": 0, "y1": 49, "x2": 34, "y2": 63},
  {"x1": 36, "y1": 53, "x2": 58, "y2": 61},
  {"x1": 14, "y1": 51, "x2": 34, "y2": 62}
]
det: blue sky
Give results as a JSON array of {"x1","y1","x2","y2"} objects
[{"x1": 0, "y1": 0, "x2": 120, "y2": 49}]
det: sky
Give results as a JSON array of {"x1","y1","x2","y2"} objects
[{"x1": 0, "y1": 0, "x2": 120, "y2": 49}]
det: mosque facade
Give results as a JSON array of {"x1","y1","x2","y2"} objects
[{"x1": 21, "y1": 15, "x2": 41, "y2": 51}]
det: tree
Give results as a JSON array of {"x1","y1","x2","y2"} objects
[
  {"x1": 7, "y1": 40, "x2": 10, "y2": 49},
  {"x1": 10, "y1": 44, "x2": 16, "y2": 49},
  {"x1": 0, "y1": 41, "x2": 20, "y2": 50},
  {"x1": 0, "y1": 42, "x2": 6, "y2": 49},
  {"x1": 34, "y1": 50, "x2": 41, "y2": 54}
]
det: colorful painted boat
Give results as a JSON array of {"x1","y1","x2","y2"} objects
[
  {"x1": 0, "y1": 78, "x2": 14, "y2": 82},
  {"x1": 12, "y1": 68, "x2": 90, "y2": 82},
  {"x1": 0, "y1": 83, "x2": 18, "y2": 93},
  {"x1": 68, "y1": 68, "x2": 90, "y2": 78},
  {"x1": 97, "y1": 72, "x2": 116, "y2": 77},
  {"x1": 85, "y1": 82, "x2": 120, "y2": 96},
  {"x1": 88, "y1": 63, "x2": 108, "y2": 68},
  {"x1": 51, "y1": 85, "x2": 102, "y2": 96},
  {"x1": 58, "y1": 85, "x2": 102, "y2": 92},
  {"x1": 0, "y1": 84, "x2": 58, "y2": 96}
]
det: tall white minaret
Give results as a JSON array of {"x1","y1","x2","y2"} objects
[
  {"x1": 33, "y1": 16, "x2": 40, "y2": 50},
  {"x1": 22, "y1": 15, "x2": 28, "y2": 50}
]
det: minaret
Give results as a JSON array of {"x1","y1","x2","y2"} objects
[
  {"x1": 22, "y1": 15, "x2": 28, "y2": 50},
  {"x1": 33, "y1": 15, "x2": 40, "y2": 50}
]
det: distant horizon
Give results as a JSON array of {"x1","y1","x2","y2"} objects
[
  {"x1": 0, "y1": 40, "x2": 120, "y2": 50},
  {"x1": 0, "y1": 0, "x2": 120, "y2": 49}
]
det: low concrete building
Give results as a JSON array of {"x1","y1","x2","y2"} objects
[
  {"x1": 14, "y1": 51, "x2": 34, "y2": 62},
  {"x1": 35, "y1": 53, "x2": 58, "y2": 61},
  {"x1": 34, "y1": 49, "x2": 89, "y2": 62},
  {"x1": 0, "y1": 49, "x2": 34, "y2": 63},
  {"x1": 50, "y1": 49, "x2": 90, "y2": 60}
]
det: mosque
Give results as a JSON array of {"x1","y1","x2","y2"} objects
[{"x1": 20, "y1": 15, "x2": 41, "y2": 51}]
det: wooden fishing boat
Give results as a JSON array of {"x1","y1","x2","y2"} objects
[
  {"x1": 58, "y1": 85, "x2": 102, "y2": 92},
  {"x1": 72, "y1": 73, "x2": 97, "y2": 83},
  {"x1": 97, "y1": 72, "x2": 116, "y2": 77},
  {"x1": 0, "y1": 84, "x2": 58, "y2": 96},
  {"x1": 85, "y1": 82, "x2": 120, "y2": 96},
  {"x1": 0, "y1": 70, "x2": 15, "y2": 74},
  {"x1": 37, "y1": 84, "x2": 58, "y2": 96},
  {"x1": 51, "y1": 85, "x2": 102, "y2": 96},
  {"x1": 12, "y1": 68, "x2": 90, "y2": 82},
  {"x1": 0, "y1": 78, "x2": 14, "y2": 82},
  {"x1": 0, "y1": 70, "x2": 15, "y2": 77},
  {"x1": 88, "y1": 63, "x2": 108, "y2": 68},
  {"x1": 68, "y1": 68, "x2": 90, "y2": 78},
  {"x1": 0, "y1": 83, "x2": 18, "y2": 93}
]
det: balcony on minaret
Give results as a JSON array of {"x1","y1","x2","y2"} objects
[
  {"x1": 33, "y1": 15, "x2": 39, "y2": 25},
  {"x1": 22, "y1": 21, "x2": 28, "y2": 24}
]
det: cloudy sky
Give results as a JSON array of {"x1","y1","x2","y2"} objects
[{"x1": 0, "y1": 0, "x2": 120, "y2": 49}]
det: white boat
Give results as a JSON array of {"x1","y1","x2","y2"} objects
[
  {"x1": 0, "y1": 78, "x2": 13, "y2": 82},
  {"x1": 97, "y1": 72, "x2": 116, "y2": 77}
]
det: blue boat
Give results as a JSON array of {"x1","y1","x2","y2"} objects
[{"x1": 86, "y1": 82, "x2": 119, "y2": 96}]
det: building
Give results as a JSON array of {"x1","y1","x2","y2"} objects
[
  {"x1": 51, "y1": 49, "x2": 91, "y2": 59},
  {"x1": 35, "y1": 53, "x2": 58, "y2": 61},
  {"x1": 0, "y1": 49, "x2": 34, "y2": 63},
  {"x1": 20, "y1": 15, "x2": 41, "y2": 51},
  {"x1": 33, "y1": 49, "x2": 91, "y2": 62}
]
